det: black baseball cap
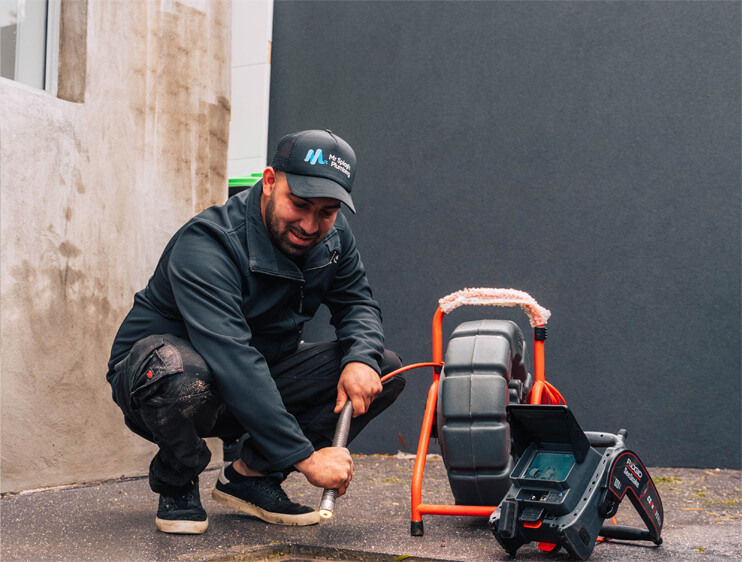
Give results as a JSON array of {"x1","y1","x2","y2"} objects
[{"x1": 271, "y1": 129, "x2": 357, "y2": 213}]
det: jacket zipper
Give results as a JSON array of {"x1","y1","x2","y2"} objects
[
  {"x1": 304, "y1": 250, "x2": 339, "y2": 273},
  {"x1": 297, "y1": 251, "x2": 339, "y2": 314}
]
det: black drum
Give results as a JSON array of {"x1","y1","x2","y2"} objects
[{"x1": 436, "y1": 319, "x2": 533, "y2": 506}]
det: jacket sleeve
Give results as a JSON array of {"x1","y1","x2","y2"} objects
[
  {"x1": 168, "y1": 221, "x2": 315, "y2": 471},
  {"x1": 323, "y1": 224, "x2": 385, "y2": 374}
]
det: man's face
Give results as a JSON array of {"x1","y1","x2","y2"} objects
[{"x1": 262, "y1": 173, "x2": 341, "y2": 257}]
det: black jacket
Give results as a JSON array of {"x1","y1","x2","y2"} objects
[{"x1": 107, "y1": 182, "x2": 384, "y2": 471}]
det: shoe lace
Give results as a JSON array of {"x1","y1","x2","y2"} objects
[
  {"x1": 254, "y1": 478, "x2": 292, "y2": 504},
  {"x1": 160, "y1": 489, "x2": 202, "y2": 514}
]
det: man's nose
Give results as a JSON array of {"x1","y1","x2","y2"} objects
[{"x1": 299, "y1": 211, "x2": 320, "y2": 235}]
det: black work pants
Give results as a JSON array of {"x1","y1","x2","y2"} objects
[{"x1": 110, "y1": 334, "x2": 405, "y2": 496}]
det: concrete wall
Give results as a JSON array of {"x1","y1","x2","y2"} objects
[{"x1": 0, "y1": 0, "x2": 231, "y2": 493}]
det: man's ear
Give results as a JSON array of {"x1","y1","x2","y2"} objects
[{"x1": 262, "y1": 167, "x2": 277, "y2": 197}]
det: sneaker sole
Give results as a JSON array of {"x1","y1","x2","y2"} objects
[
  {"x1": 211, "y1": 488, "x2": 320, "y2": 526},
  {"x1": 155, "y1": 516, "x2": 208, "y2": 534}
]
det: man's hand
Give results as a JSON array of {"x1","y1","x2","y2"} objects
[
  {"x1": 294, "y1": 447, "x2": 354, "y2": 496},
  {"x1": 335, "y1": 362, "x2": 382, "y2": 417}
]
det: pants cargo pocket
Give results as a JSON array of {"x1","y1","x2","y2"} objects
[{"x1": 131, "y1": 341, "x2": 186, "y2": 407}]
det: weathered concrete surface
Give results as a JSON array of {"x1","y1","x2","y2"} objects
[
  {"x1": 0, "y1": 0, "x2": 230, "y2": 493},
  {"x1": 1, "y1": 455, "x2": 739, "y2": 561}
]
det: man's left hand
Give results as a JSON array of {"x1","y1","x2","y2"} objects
[{"x1": 335, "y1": 362, "x2": 383, "y2": 417}]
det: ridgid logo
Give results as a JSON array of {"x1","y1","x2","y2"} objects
[{"x1": 304, "y1": 149, "x2": 328, "y2": 165}]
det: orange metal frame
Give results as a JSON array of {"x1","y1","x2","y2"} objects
[{"x1": 381, "y1": 302, "x2": 566, "y2": 535}]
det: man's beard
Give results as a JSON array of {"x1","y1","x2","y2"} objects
[{"x1": 264, "y1": 194, "x2": 320, "y2": 257}]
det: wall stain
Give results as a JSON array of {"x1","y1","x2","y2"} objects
[
  {"x1": 217, "y1": 96, "x2": 230, "y2": 111},
  {"x1": 58, "y1": 241, "x2": 82, "y2": 258},
  {"x1": 7, "y1": 260, "x2": 121, "y2": 362},
  {"x1": 142, "y1": 0, "x2": 229, "y2": 214},
  {"x1": 75, "y1": 166, "x2": 85, "y2": 194}
]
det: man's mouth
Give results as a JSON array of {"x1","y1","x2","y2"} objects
[{"x1": 288, "y1": 229, "x2": 316, "y2": 246}]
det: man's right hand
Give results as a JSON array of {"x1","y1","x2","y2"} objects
[{"x1": 294, "y1": 447, "x2": 354, "y2": 496}]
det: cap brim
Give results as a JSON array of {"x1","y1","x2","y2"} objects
[{"x1": 284, "y1": 172, "x2": 356, "y2": 214}]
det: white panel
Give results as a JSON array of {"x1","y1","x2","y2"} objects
[
  {"x1": 228, "y1": 63, "x2": 271, "y2": 163},
  {"x1": 228, "y1": 156, "x2": 267, "y2": 179},
  {"x1": 232, "y1": 0, "x2": 272, "y2": 67}
]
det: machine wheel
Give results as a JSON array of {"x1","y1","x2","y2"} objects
[{"x1": 437, "y1": 319, "x2": 532, "y2": 506}]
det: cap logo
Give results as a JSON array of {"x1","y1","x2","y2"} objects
[{"x1": 304, "y1": 149, "x2": 328, "y2": 166}]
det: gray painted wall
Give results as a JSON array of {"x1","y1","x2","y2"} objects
[{"x1": 269, "y1": 1, "x2": 741, "y2": 468}]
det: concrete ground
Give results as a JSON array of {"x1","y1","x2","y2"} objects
[{"x1": 1, "y1": 454, "x2": 740, "y2": 561}]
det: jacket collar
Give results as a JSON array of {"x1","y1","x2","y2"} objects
[{"x1": 245, "y1": 181, "x2": 337, "y2": 280}]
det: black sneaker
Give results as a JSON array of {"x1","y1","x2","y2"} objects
[
  {"x1": 212, "y1": 466, "x2": 320, "y2": 526},
  {"x1": 155, "y1": 479, "x2": 208, "y2": 534}
]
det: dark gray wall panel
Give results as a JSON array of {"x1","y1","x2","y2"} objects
[{"x1": 269, "y1": 1, "x2": 741, "y2": 468}]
